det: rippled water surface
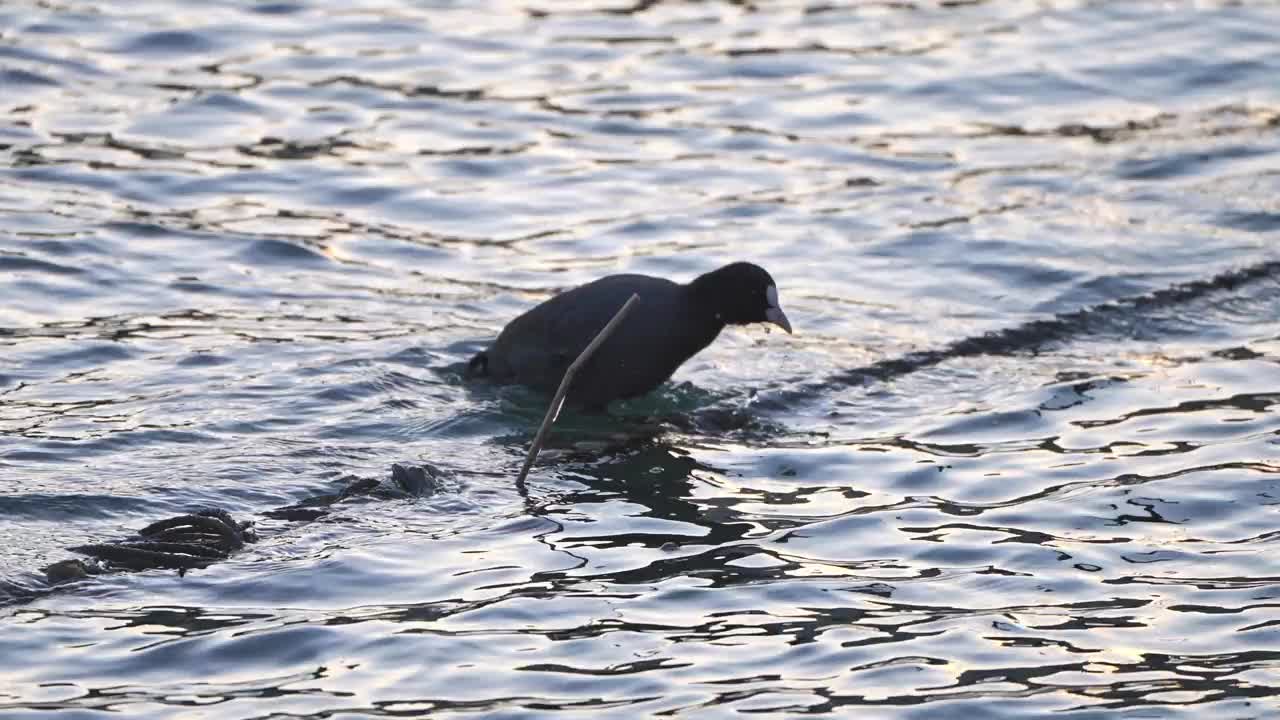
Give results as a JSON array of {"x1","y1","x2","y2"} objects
[{"x1": 4, "y1": 0, "x2": 1280, "y2": 717}]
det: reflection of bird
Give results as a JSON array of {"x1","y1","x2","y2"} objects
[{"x1": 468, "y1": 262, "x2": 792, "y2": 410}]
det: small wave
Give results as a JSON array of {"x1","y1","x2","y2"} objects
[{"x1": 238, "y1": 238, "x2": 331, "y2": 265}]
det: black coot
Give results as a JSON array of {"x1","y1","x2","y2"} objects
[{"x1": 468, "y1": 262, "x2": 791, "y2": 410}]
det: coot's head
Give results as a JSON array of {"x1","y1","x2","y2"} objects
[{"x1": 691, "y1": 262, "x2": 792, "y2": 333}]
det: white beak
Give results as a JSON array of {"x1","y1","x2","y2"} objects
[{"x1": 765, "y1": 285, "x2": 792, "y2": 334}]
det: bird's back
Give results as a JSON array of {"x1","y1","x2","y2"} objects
[{"x1": 477, "y1": 274, "x2": 717, "y2": 407}]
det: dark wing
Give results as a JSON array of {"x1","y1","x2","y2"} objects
[
  {"x1": 483, "y1": 276, "x2": 658, "y2": 391},
  {"x1": 484, "y1": 274, "x2": 685, "y2": 403},
  {"x1": 546, "y1": 276, "x2": 689, "y2": 403}
]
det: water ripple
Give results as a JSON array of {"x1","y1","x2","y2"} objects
[{"x1": 3, "y1": 0, "x2": 1280, "y2": 717}]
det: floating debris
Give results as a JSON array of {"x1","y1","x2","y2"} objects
[
  {"x1": 25, "y1": 463, "x2": 452, "y2": 594},
  {"x1": 262, "y1": 475, "x2": 382, "y2": 521},
  {"x1": 390, "y1": 462, "x2": 445, "y2": 497},
  {"x1": 42, "y1": 558, "x2": 104, "y2": 584},
  {"x1": 68, "y1": 508, "x2": 256, "y2": 572}
]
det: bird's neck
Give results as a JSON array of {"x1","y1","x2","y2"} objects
[{"x1": 681, "y1": 282, "x2": 729, "y2": 354}]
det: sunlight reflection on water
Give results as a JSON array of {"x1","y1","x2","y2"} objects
[{"x1": 2, "y1": 0, "x2": 1280, "y2": 717}]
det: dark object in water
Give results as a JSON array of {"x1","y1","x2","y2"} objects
[
  {"x1": 468, "y1": 262, "x2": 791, "y2": 410},
  {"x1": 262, "y1": 476, "x2": 383, "y2": 521},
  {"x1": 68, "y1": 541, "x2": 227, "y2": 570},
  {"x1": 69, "y1": 508, "x2": 256, "y2": 571},
  {"x1": 390, "y1": 462, "x2": 445, "y2": 496},
  {"x1": 140, "y1": 509, "x2": 253, "y2": 550},
  {"x1": 21, "y1": 466, "x2": 448, "y2": 600},
  {"x1": 43, "y1": 558, "x2": 102, "y2": 584}
]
